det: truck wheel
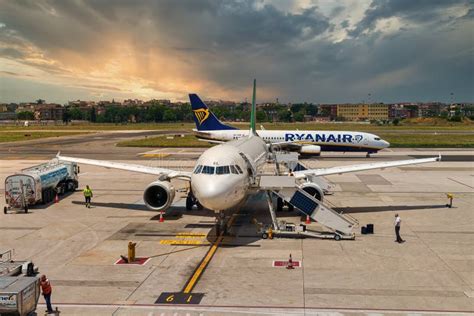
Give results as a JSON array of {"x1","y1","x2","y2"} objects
[
  {"x1": 262, "y1": 232, "x2": 268, "y2": 239},
  {"x1": 67, "y1": 181, "x2": 74, "y2": 192},
  {"x1": 334, "y1": 234, "x2": 341, "y2": 241},
  {"x1": 3, "y1": 206, "x2": 7, "y2": 214}
]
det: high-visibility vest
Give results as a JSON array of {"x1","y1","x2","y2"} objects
[
  {"x1": 83, "y1": 188, "x2": 93, "y2": 197},
  {"x1": 41, "y1": 279, "x2": 52, "y2": 295}
]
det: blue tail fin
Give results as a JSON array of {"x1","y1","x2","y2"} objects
[{"x1": 189, "y1": 94, "x2": 237, "y2": 131}]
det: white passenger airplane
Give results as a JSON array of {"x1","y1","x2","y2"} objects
[
  {"x1": 189, "y1": 94, "x2": 390, "y2": 157},
  {"x1": 58, "y1": 80, "x2": 440, "y2": 236}
]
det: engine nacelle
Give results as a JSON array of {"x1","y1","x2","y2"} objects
[
  {"x1": 143, "y1": 181, "x2": 175, "y2": 211},
  {"x1": 299, "y1": 145, "x2": 321, "y2": 155},
  {"x1": 299, "y1": 182, "x2": 324, "y2": 202}
]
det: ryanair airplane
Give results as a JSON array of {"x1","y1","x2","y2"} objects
[{"x1": 190, "y1": 94, "x2": 390, "y2": 157}]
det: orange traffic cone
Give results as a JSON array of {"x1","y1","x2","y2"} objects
[
  {"x1": 159, "y1": 211, "x2": 164, "y2": 222},
  {"x1": 305, "y1": 215, "x2": 311, "y2": 224},
  {"x1": 286, "y1": 254, "x2": 294, "y2": 269},
  {"x1": 54, "y1": 194, "x2": 59, "y2": 203}
]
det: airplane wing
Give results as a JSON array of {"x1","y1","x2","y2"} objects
[
  {"x1": 293, "y1": 155, "x2": 441, "y2": 179},
  {"x1": 57, "y1": 154, "x2": 192, "y2": 180}
]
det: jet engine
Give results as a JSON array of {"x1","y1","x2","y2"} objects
[
  {"x1": 299, "y1": 182, "x2": 324, "y2": 202},
  {"x1": 299, "y1": 145, "x2": 321, "y2": 155},
  {"x1": 143, "y1": 181, "x2": 175, "y2": 211}
]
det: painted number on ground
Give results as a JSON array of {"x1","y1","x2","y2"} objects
[{"x1": 155, "y1": 292, "x2": 204, "y2": 304}]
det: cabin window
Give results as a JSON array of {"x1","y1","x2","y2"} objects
[
  {"x1": 202, "y1": 166, "x2": 215, "y2": 174},
  {"x1": 193, "y1": 165, "x2": 203, "y2": 174},
  {"x1": 216, "y1": 166, "x2": 230, "y2": 175}
]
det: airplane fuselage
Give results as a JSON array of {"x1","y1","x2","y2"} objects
[{"x1": 195, "y1": 130, "x2": 389, "y2": 153}]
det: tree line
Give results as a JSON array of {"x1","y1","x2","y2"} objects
[{"x1": 61, "y1": 102, "x2": 319, "y2": 123}]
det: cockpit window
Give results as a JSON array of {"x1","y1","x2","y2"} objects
[
  {"x1": 235, "y1": 165, "x2": 243, "y2": 174},
  {"x1": 230, "y1": 165, "x2": 238, "y2": 174},
  {"x1": 216, "y1": 166, "x2": 230, "y2": 175},
  {"x1": 201, "y1": 166, "x2": 215, "y2": 174},
  {"x1": 193, "y1": 165, "x2": 203, "y2": 174},
  {"x1": 374, "y1": 137, "x2": 381, "y2": 141}
]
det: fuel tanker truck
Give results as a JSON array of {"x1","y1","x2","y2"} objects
[{"x1": 4, "y1": 160, "x2": 79, "y2": 213}]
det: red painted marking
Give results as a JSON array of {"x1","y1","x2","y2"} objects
[
  {"x1": 272, "y1": 260, "x2": 301, "y2": 267},
  {"x1": 114, "y1": 257, "x2": 150, "y2": 265}
]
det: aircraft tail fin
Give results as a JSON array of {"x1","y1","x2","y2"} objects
[
  {"x1": 189, "y1": 94, "x2": 237, "y2": 131},
  {"x1": 249, "y1": 79, "x2": 257, "y2": 137}
]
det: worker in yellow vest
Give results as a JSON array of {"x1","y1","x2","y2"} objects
[{"x1": 83, "y1": 185, "x2": 93, "y2": 208}]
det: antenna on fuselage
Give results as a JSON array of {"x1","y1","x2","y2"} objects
[{"x1": 249, "y1": 79, "x2": 257, "y2": 137}]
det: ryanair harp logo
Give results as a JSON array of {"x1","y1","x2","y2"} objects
[{"x1": 193, "y1": 108, "x2": 210, "y2": 125}]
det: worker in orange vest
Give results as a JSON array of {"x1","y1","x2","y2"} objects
[{"x1": 40, "y1": 275, "x2": 54, "y2": 314}]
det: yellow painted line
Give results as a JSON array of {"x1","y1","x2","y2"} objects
[
  {"x1": 182, "y1": 215, "x2": 237, "y2": 294},
  {"x1": 176, "y1": 233, "x2": 206, "y2": 237},
  {"x1": 175, "y1": 235, "x2": 204, "y2": 239},
  {"x1": 160, "y1": 240, "x2": 206, "y2": 245},
  {"x1": 141, "y1": 153, "x2": 170, "y2": 158},
  {"x1": 183, "y1": 235, "x2": 223, "y2": 294}
]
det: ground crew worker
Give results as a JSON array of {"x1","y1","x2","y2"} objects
[
  {"x1": 83, "y1": 185, "x2": 93, "y2": 208},
  {"x1": 394, "y1": 213, "x2": 405, "y2": 243},
  {"x1": 40, "y1": 275, "x2": 53, "y2": 314}
]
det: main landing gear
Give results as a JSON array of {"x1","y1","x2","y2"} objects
[
  {"x1": 276, "y1": 197, "x2": 294, "y2": 212},
  {"x1": 185, "y1": 192, "x2": 203, "y2": 211}
]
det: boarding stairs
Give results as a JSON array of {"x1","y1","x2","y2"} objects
[{"x1": 258, "y1": 175, "x2": 358, "y2": 237}]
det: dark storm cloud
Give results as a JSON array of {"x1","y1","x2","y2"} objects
[
  {"x1": 349, "y1": 0, "x2": 471, "y2": 36},
  {"x1": 0, "y1": 0, "x2": 472, "y2": 102}
]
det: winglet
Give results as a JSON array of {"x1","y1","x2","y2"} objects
[
  {"x1": 56, "y1": 151, "x2": 61, "y2": 158},
  {"x1": 437, "y1": 154, "x2": 442, "y2": 161},
  {"x1": 249, "y1": 79, "x2": 257, "y2": 137}
]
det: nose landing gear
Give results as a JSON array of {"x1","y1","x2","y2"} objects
[{"x1": 214, "y1": 211, "x2": 227, "y2": 240}]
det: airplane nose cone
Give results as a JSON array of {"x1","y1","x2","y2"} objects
[
  {"x1": 382, "y1": 140, "x2": 390, "y2": 148},
  {"x1": 191, "y1": 176, "x2": 245, "y2": 211}
]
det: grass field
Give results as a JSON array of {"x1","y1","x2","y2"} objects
[
  {"x1": 0, "y1": 118, "x2": 472, "y2": 132},
  {"x1": 117, "y1": 132, "x2": 474, "y2": 148},
  {"x1": 379, "y1": 133, "x2": 474, "y2": 147},
  {"x1": 117, "y1": 135, "x2": 211, "y2": 148},
  {"x1": 0, "y1": 131, "x2": 88, "y2": 143},
  {"x1": 0, "y1": 122, "x2": 193, "y2": 131}
]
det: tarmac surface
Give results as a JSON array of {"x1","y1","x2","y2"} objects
[{"x1": 0, "y1": 133, "x2": 473, "y2": 315}]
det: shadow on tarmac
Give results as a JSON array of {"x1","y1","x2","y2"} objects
[{"x1": 335, "y1": 204, "x2": 448, "y2": 214}]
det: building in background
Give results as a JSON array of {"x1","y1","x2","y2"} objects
[{"x1": 336, "y1": 104, "x2": 388, "y2": 121}]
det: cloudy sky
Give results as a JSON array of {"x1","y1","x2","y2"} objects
[{"x1": 0, "y1": 0, "x2": 472, "y2": 104}]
